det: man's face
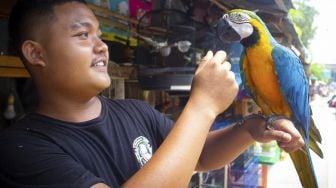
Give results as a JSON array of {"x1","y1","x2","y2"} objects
[{"x1": 39, "y1": 2, "x2": 110, "y2": 98}]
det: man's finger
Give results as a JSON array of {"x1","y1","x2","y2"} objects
[
  {"x1": 271, "y1": 119, "x2": 302, "y2": 141},
  {"x1": 211, "y1": 50, "x2": 227, "y2": 65},
  {"x1": 196, "y1": 51, "x2": 213, "y2": 74},
  {"x1": 278, "y1": 142, "x2": 305, "y2": 153},
  {"x1": 221, "y1": 61, "x2": 232, "y2": 71},
  {"x1": 278, "y1": 137, "x2": 305, "y2": 148},
  {"x1": 265, "y1": 129, "x2": 292, "y2": 143}
]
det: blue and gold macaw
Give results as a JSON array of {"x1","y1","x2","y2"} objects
[{"x1": 217, "y1": 9, "x2": 323, "y2": 188}]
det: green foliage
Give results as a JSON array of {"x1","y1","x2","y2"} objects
[
  {"x1": 289, "y1": 0, "x2": 318, "y2": 48},
  {"x1": 310, "y1": 63, "x2": 329, "y2": 82}
]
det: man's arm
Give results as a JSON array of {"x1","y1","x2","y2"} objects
[
  {"x1": 196, "y1": 122, "x2": 254, "y2": 171},
  {"x1": 121, "y1": 51, "x2": 238, "y2": 188},
  {"x1": 196, "y1": 116, "x2": 304, "y2": 171}
]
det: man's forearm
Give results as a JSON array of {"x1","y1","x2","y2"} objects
[
  {"x1": 123, "y1": 100, "x2": 217, "y2": 188},
  {"x1": 196, "y1": 122, "x2": 255, "y2": 171}
]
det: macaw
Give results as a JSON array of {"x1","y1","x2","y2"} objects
[{"x1": 216, "y1": 9, "x2": 323, "y2": 188}]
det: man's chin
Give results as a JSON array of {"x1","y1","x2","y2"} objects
[
  {"x1": 91, "y1": 76, "x2": 111, "y2": 94},
  {"x1": 99, "y1": 79, "x2": 111, "y2": 91}
]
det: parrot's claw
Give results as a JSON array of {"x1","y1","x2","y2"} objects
[
  {"x1": 236, "y1": 113, "x2": 267, "y2": 126},
  {"x1": 265, "y1": 115, "x2": 291, "y2": 130},
  {"x1": 237, "y1": 114, "x2": 293, "y2": 131}
]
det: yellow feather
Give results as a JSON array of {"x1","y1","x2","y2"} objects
[{"x1": 244, "y1": 18, "x2": 292, "y2": 117}]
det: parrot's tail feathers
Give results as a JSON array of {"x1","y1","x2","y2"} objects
[
  {"x1": 308, "y1": 108, "x2": 323, "y2": 158},
  {"x1": 310, "y1": 108, "x2": 322, "y2": 143},
  {"x1": 309, "y1": 136, "x2": 324, "y2": 158},
  {"x1": 290, "y1": 147, "x2": 318, "y2": 188}
]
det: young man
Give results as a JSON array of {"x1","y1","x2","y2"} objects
[{"x1": 0, "y1": 0, "x2": 304, "y2": 187}]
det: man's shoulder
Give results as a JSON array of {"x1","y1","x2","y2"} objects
[
  {"x1": 0, "y1": 113, "x2": 68, "y2": 144},
  {"x1": 0, "y1": 115, "x2": 31, "y2": 136},
  {"x1": 0, "y1": 115, "x2": 44, "y2": 144},
  {"x1": 0, "y1": 117, "x2": 53, "y2": 163}
]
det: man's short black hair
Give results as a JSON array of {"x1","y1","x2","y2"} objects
[{"x1": 9, "y1": 0, "x2": 87, "y2": 58}]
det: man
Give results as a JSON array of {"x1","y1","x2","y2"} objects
[{"x1": 0, "y1": 0, "x2": 304, "y2": 187}]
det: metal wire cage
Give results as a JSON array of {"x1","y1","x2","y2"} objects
[{"x1": 135, "y1": 9, "x2": 197, "y2": 91}]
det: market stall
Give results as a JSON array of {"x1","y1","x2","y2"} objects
[{"x1": 0, "y1": 0, "x2": 306, "y2": 187}]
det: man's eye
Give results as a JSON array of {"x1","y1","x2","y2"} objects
[{"x1": 76, "y1": 32, "x2": 89, "y2": 39}]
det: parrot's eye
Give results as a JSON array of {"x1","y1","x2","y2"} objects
[{"x1": 228, "y1": 12, "x2": 250, "y2": 24}]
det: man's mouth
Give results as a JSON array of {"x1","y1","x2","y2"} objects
[{"x1": 91, "y1": 58, "x2": 107, "y2": 67}]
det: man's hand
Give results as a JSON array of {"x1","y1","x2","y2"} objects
[
  {"x1": 245, "y1": 117, "x2": 304, "y2": 153},
  {"x1": 189, "y1": 51, "x2": 239, "y2": 117}
]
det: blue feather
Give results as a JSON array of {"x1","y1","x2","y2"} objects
[{"x1": 271, "y1": 45, "x2": 310, "y2": 140}]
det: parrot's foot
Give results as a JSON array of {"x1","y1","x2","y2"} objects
[
  {"x1": 237, "y1": 114, "x2": 291, "y2": 131},
  {"x1": 265, "y1": 115, "x2": 291, "y2": 130},
  {"x1": 236, "y1": 113, "x2": 267, "y2": 126}
]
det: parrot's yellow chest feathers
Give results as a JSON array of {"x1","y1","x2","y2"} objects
[{"x1": 244, "y1": 20, "x2": 291, "y2": 115}]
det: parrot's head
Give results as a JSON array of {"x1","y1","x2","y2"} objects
[{"x1": 217, "y1": 9, "x2": 270, "y2": 46}]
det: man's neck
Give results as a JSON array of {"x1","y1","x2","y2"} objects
[{"x1": 36, "y1": 95, "x2": 102, "y2": 123}]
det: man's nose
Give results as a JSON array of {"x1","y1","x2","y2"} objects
[{"x1": 94, "y1": 36, "x2": 108, "y2": 54}]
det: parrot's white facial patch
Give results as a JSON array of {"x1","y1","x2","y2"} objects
[
  {"x1": 225, "y1": 12, "x2": 251, "y2": 24},
  {"x1": 223, "y1": 12, "x2": 254, "y2": 40}
]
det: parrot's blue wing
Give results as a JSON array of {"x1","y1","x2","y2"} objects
[{"x1": 271, "y1": 45, "x2": 310, "y2": 139}]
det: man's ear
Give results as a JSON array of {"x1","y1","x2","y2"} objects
[{"x1": 21, "y1": 40, "x2": 46, "y2": 67}]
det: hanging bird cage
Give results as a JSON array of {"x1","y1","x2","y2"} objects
[{"x1": 134, "y1": 9, "x2": 197, "y2": 91}]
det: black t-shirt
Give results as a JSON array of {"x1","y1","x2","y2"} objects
[{"x1": 0, "y1": 96, "x2": 174, "y2": 188}]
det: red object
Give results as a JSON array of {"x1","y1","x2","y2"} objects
[
  {"x1": 328, "y1": 95, "x2": 336, "y2": 107},
  {"x1": 129, "y1": 0, "x2": 153, "y2": 19}
]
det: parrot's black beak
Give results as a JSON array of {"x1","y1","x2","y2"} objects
[{"x1": 216, "y1": 17, "x2": 241, "y2": 42}]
